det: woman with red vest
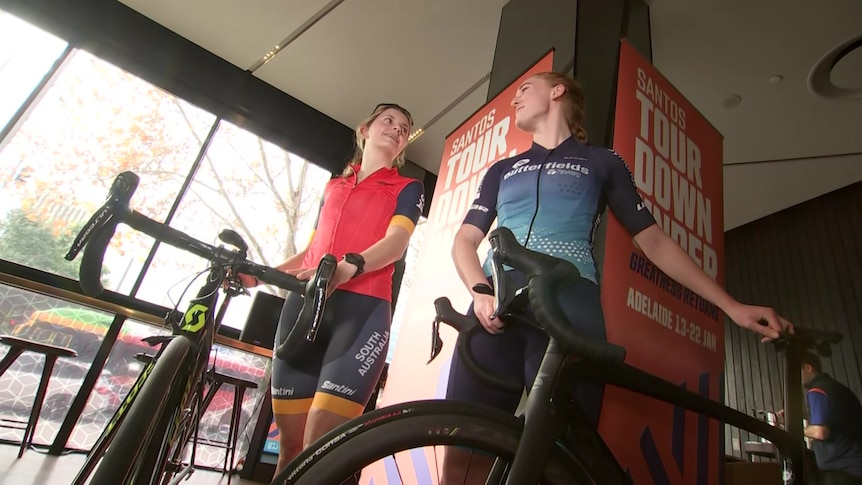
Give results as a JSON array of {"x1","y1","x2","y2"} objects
[{"x1": 241, "y1": 103, "x2": 424, "y2": 475}]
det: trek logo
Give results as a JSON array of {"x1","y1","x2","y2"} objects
[
  {"x1": 512, "y1": 158, "x2": 531, "y2": 169},
  {"x1": 637, "y1": 202, "x2": 646, "y2": 211},
  {"x1": 321, "y1": 380, "x2": 358, "y2": 397},
  {"x1": 416, "y1": 193, "x2": 425, "y2": 212},
  {"x1": 470, "y1": 204, "x2": 490, "y2": 213}
]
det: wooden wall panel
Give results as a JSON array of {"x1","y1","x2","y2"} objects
[{"x1": 722, "y1": 181, "x2": 862, "y2": 459}]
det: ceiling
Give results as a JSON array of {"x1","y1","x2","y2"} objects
[{"x1": 118, "y1": 0, "x2": 862, "y2": 230}]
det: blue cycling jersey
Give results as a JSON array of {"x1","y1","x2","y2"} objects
[{"x1": 463, "y1": 136, "x2": 656, "y2": 282}]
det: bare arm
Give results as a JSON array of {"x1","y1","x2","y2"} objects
[
  {"x1": 275, "y1": 248, "x2": 308, "y2": 273},
  {"x1": 452, "y1": 224, "x2": 502, "y2": 334},
  {"x1": 804, "y1": 425, "x2": 829, "y2": 441},
  {"x1": 452, "y1": 224, "x2": 490, "y2": 294},
  {"x1": 634, "y1": 225, "x2": 735, "y2": 311},
  {"x1": 633, "y1": 225, "x2": 792, "y2": 341},
  {"x1": 354, "y1": 225, "x2": 412, "y2": 274},
  {"x1": 289, "y1": 225, "x2": 412, "y2": 289}
]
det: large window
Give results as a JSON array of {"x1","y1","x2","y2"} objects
[
  {"x1": 0, "y1": 47, "x2": 216, "y2": 293},
  {"x1": 0, "y1": 9, "x2": 337, "y2": 459},
  {"x1": 136, "y1": 120, "x2": 330, "y2": 331},
  {"x1": 0, "y1": 9, "x2": 331, "y2": 334},
  {"x1": 0, "y1": 282, "x2": 270, "y2": 466},
  {"x1": 0, "y1": 11, "x2": 67, "y2": 130}
]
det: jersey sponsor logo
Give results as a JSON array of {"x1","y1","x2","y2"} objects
[
  {"x1": 321, "y1": 380, "x2": 358, "y2": 397},
  {"x1": 355, "y1": 330, "x2": 390, "y2": 377},
  {"x1": 505, "y1": 159, "x2": 591, "y2": 180},
  {"x1": 637, "y1": 202, "x2": 646, "y2": 211},
  {"x1": 473, "y1": 180, "x2": 484, "y2": 199},
  {"x1": 609, "y1": 148, "x2": 637, "y2": 184},
  {"x1": 544, "y1": 161, "x2": 590, "y2": 176},
  {"x1": 416, "y1": 193, "x2": 425, "y2": 212},
  {"x1": 377, "y1": 181, "x2": 397, "y2": 186},
  {"x1": 512, "y1": 158, "x2": 531, "y2": 169},
  {"x1": 504, "y1": 161, "x2": 542, "y2": 180},
  {"x1": 470, "y1": 204, "x2": 490, "y2": 213},
  {"x1": 272, "y1": 387, "x2": 295, "y2": 397}
]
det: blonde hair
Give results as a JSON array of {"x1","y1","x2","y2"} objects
[
  {"x1": 532, "y1": 72, "x2": 588, "y2": 143},
  {"x1": 342, "y1": 104, "x2": 413, "y2": 177}
]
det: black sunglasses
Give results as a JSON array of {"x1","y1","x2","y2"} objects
[{"x1": 374, "y1": 103, "x2": 413, "y2": 126}]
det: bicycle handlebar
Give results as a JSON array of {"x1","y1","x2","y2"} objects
[
  {"x1": 65, "y1": 171, "x2": 334, "y2": 362},
  {"x1": 771, "y1": 326, "x2": 843, "y2": 355},
  {"x1": 487, "y1": 227, "x2": 627, "y2": 363},
  {"x1": 430, "y1": 227, "x2": 627, "y2": 392}
]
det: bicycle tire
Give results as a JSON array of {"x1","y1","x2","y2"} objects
[
  {"x1": 89, "y1": 336, "x2": 192, "y2": 485},
  {"x1": 137, "y1": 368, "x2": 193, "y2": 485},
  {"x1": 272, "y1": 400, "x2": 598, "y2": 484},
  {"x1": 142, "y1": 330, "x2": 214, "y2": 485}
]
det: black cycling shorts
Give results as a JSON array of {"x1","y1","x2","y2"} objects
[
  {"x1": 271, "y1": 289, "x2": 390, "y2": 418},
  {"x1": 445, "y1": 271, "x2": 608, "y2": 428}
]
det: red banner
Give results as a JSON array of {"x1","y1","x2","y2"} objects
[
  {"x1": 362, "y1": 50, "x2": 554, "y2": 484},
  {"x1": 599, "y1": 39, "x2": 726, "y2": 483}
]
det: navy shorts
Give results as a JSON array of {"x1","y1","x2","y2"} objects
[
  {"x1": 271, "y1": 289, "x2": 391, "y2": 418},
  {"x1": 445, "y1": 271, "x2": 607, "y2": 428}
]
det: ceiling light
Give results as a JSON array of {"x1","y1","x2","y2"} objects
[
  {"x1": 720, "y1": 95, "x2": 742, "y2": 109},
  {"x1": 407, "y1": 128, "x2": 425, "y2": 144},
  {"x1": 769, "y1": 75, "x2": 783, "y2": 84}
]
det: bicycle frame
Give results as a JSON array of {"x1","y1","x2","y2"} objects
[
  {"x1": 498, "y1": 334, "x2": 812, "y2": 484},
  {"x1": 66, "y1": 171, "x2": 337, "y2": 485},
  {"x1": 433, "y1": 226, "x2": 832, "y2": 485},
  {"x1": 73, "y1": 259, "x2": 229, "y2": 485}
]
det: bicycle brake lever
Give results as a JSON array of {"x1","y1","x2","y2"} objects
[
  {"x1": 428, "y1": 317, "x2": 444, "y2": 364},
  {"x1": 304, "y1": 255, "x2": 338, "y2": 342},
  {"x1": 488, "y1": 237, "x2": 508, "y2": 319}
]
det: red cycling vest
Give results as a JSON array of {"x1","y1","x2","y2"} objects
[{"x1": 301, "y1": 165, "x2": 418, "y2": 302}]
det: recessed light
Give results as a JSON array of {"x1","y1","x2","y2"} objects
[
  {"x1": 769, "y1": 75, "x2": 784, "y2": 84},
  {"x1": 720, "y1": 94, "x2": 742, "y2": 108}
]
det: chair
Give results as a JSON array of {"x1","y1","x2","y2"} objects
[
  {"x1": 0, "y1": 335, "x2": 77, "y2": 457},
  {"x1": 133, "y1": 350, "x2": 258, "y2": 477},
  {"x1": 198, "y1": 371, "x2": 259, "y2": 477}
]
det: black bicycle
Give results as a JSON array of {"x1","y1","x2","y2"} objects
[
  {"x1": 65, "y1": 171, "x2": 336, "y2": 485},
  {"x1": 271, "y1": 226, "x2": 841, "y2": 484}
]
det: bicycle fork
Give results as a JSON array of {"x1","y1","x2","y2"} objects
[{"x1": 502, "y1": 339, "x2": 570, "y2": 484}]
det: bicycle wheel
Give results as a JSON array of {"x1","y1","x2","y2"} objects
[
  {"x1": 89, "y1": 336, "x2": 192, "y2": 485},
  {"x1": 272, "y1": 400, "x2": 598, "y2": 484}
]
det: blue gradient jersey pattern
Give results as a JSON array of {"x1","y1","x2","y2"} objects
[{"x1": 464, "y1": 136, "x2": 656, "y2": 282}]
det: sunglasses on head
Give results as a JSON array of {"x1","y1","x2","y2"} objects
[{"x1": 374, "y1": 103, "x2": 413, "y2": 126}]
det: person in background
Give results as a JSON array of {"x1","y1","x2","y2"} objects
[
  {"x1": 796, "y1": 351, "x2": 862, "y2": 484},
  {"x1": 240, "y1": 103, "x2": 424, "y2": 477}
]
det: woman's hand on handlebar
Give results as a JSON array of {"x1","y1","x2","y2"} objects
[
  {"x1": 472, "y1": 293, "x2": 504, "y2": 335},
  {"x1": 726, "y1": 302, "x2": 794, "y2": 343},
  {"x1": 237, "y1": 273, "x2": 259, "y2": 288},
  {"x1": 286, "y1": 260, "x2": 355, "y2": 296}
]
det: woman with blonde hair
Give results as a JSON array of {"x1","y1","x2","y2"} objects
[
  {"x1": 443, "y1": 72, "x2": 793, "y2": 482},
  {"x1": 241, "y1": 103, "x2": 424, "y2": 476}
]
